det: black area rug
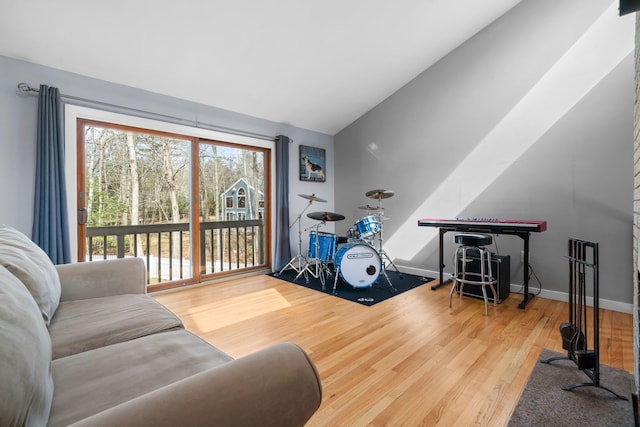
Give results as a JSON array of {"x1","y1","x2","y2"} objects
[
  {"x1": 508, "y1": 349, "x2": 635, "y2": 427},
  {"x1": 269, "y1": 267, "x2": 433, "y2": 306}
]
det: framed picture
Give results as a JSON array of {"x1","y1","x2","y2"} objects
[{"x1": 299, "y1": 145, "x2": 326, "y2": 182}]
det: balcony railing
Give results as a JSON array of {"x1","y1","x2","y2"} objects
[{"x1": 86, "y1": 220, "x2": 265, "y2": 285}]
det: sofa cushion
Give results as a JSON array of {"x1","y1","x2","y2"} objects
[
  {"x1": 0, "y1": 225, "x2": 61, "y2": 325},
  {"x1": 49, "y1": 329, "x2": 233, "y2": 427},
  {"x1": 49, "y1": 293, "x2": 184, "y2": 359},
  {"x1": 0, "y1": 265, "x2": 54, "y2": 427}
]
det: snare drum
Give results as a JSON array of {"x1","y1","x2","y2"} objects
[
  {"x1": 334, "y1": 242, "x2": 381, "y2": 288},
  {"x1": 308, "y1": 231, "x2": 337, "y2": 262},
  {"x1": 355, "y1": 215, "x2": 381, "y2": 239}
]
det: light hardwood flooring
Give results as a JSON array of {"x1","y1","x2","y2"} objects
[{"x1": 153, "y1": 273, "x2": 634, "y2": 426}]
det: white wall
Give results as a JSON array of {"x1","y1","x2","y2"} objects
[
  {"x1": 335, "y1": 0, "x2": 635, "y2": 308},
  {"x1": 0, "y1": 55, "x2": 334, "y2": 268}
]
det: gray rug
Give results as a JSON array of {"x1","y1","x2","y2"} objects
[{"x1": 508, "y1": 349, "x2": 635, "y2": 427}]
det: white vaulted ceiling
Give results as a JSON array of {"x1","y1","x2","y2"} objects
[{"x1": 0, "y1": 0, "x2": 523, "y2": 135}]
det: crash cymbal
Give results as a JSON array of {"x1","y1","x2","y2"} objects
[
  {"x1": 365, "y1": 189, "x2": 394, "y2": 199},
  {"x1": 298, "y1": 193, "x2": 327, "y2": 203},
  {"x1": 358, "y1": 204, "x2": 380, "y2": 210},
  {"x1": 307, "y1": 211, "x2": 346, "y2": 222}
]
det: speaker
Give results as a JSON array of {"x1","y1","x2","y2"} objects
[
  {"x1": 620, "y1": 0, "x2": 640, "y2": 15},
  {"x1": 455, "y1": 250, "x2": 510, "y2": 303}
]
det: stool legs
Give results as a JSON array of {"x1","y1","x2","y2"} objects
[
  {"x1": 449, "y1": 246, "x2": 464, "y2": 308},
  {"x1": 449, "y1": 245, "x2": 497, "y2": 316}
]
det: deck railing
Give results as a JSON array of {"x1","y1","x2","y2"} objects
[{"x1": 86, "y1": 220, "x2": 265, "y2": 284}]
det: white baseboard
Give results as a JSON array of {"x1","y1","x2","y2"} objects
[
  {"x1": 511, "y1": 285, "x2": 633, "y2": 314},
  {"x1": 396, "y1": 265, "x2": 440, "y2": 280},
  {"x1": 394, "y1": 265, "x2": 633, "y2": 314}
]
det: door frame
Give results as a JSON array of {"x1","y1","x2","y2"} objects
[{"x1": 65, "y1": 105, "x2": 276, "y2": 276}]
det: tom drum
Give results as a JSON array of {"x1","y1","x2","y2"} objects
[
  {"x1": 308, "y1": 231, "x2": 337, "y2": 262},
  {"x1": 355, "y1": 215, "x2": 381, "y2": 239}
]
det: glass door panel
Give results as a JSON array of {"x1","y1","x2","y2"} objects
[
  {"x1": 198, "y1": 142, "x2": 267, "y2": 276},
  {"x1": 79, "y1": 121, "x2": 193, "y2": 286}
]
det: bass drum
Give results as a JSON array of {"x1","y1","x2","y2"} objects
[{"x1": 334, "y1": 242, "x2": 381, "y2": 288}]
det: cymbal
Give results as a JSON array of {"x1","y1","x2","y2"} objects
[
  {"x1": 365, "y1": 189, "x2": 394, "y2": 199},
  {"x1": 358, "y1": 205, "x2": 380, "y2": 210},
  {"x1": 307, "y1": 211, "x2": 346, "y2": 222},
  {"x1": 298, "y1": 193, "x2": 327, "y2": 203}
]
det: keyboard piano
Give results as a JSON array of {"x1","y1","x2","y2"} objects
[
  {"x1": 417, "y1": 218, "x2": 547, "y2": 233},
  {"x1": 417, "y1": 217, "x2": 547, "y2": 309}
]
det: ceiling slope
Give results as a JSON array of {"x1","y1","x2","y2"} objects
[{"x1": 0, "y1": 0, "x2": 523, "y2": 134}]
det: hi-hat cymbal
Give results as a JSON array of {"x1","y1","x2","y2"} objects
[
  {"x1": 298, "y1": 193, "x2": 327, "y2": 203},
  {"x1": 365, "y1": 189, "x2": 394, "y2": 199},
  {"x1": 358, "y1": 204, "x2": 380, "y2": 210},
  {"x1": 307, "y1": 211, "x2": 346, "y2": 222}
]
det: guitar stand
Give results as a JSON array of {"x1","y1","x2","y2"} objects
[{"x1": 540, "y1": 238, "x2": 627, "y2": 401}]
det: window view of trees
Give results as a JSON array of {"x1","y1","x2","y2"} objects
[
  {"x1": 80, "y1": 120, "x2": 268, "y2": 289},
  {"x1": 84, "y1": 126, "x2": 190, "y2": 227}
]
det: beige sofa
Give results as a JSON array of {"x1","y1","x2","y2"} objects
[{"x1": 0, "y1": 225, "x2": 322, "y2": 426}]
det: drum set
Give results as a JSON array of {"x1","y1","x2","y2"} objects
[{"x1": 277, "y1": 189, "x2": 401, "y2": 294}]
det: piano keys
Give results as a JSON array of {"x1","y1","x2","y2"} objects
[{"x1": 417, "y1": 217, "x2": 547, "y2": 233}]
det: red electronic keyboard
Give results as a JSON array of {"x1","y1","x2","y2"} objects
[
  {"x1": 417, "y1": 217, "x2": 547, "y2": 233},
  {"x1": 417, "y1": 217, "x2": 547, "y2": 309}
]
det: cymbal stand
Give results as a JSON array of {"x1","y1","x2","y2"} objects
[
  {"x1": 374, "y1": 200, "x2": 400, "y2": 291},
  {"x1": 295, "y1": 221, "x2": 331, "y2": 289},
  {"x1": 276, "y1": 199, "x2": 314, "y2": 276}
]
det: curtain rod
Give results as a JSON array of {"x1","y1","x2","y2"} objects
[{"x1": 16, "y1": 83, "x2": 284, "y2": 143}]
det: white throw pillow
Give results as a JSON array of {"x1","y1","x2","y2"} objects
[
  {"x1": 0, "y1": 225, "x2": 61, "y2": 325},
  {"x1": 0, "y1": 264, "x2": 54, "y2": 426}
]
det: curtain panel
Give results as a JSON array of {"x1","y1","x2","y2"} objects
[
  {"x1": 32, "y1": 85, "x2": 71, "y2": 264},
  {"x1": 273, "y1": 135, "x2": 291, "y2": 270}
]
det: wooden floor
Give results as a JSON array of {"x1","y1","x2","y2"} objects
[{"x1": 153, "y1": 273, "x2": 634, "y2": 427}]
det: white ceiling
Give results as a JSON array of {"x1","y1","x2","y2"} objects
[{"x1": 0, "y1": 0, "x2": 523, "y2": 135}]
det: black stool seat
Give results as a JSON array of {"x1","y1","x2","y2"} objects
[
  {"x1": 454, "y1": 233, "x2": 492, "y2": 246},
  {"x1": 450, "y1": 232, "x2": 496, "y2": 316}
]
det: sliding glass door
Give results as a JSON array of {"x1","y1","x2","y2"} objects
[{"x1": 77, "y1": 119, "x2": 270, "y2": 291}]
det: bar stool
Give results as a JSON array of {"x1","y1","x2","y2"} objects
[{"x1": 449, "y1": 233, "x2": 497, "y2": 316}]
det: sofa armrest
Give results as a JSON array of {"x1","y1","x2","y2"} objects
[
  {"x1": 69, "y1": 342, "x2": 322, "y2": 427},
  {"x1": 56, "y1": 258, "x2": 146, "y2": 301}
]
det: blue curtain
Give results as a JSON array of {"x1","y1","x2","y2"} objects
[
  {"x1": 273, "y1": 135, "x2": 291, "y2": 270},
  {"x1": 32, "y1": 85, "x2": 71, "y2": 264}
]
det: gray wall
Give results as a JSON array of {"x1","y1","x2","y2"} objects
[
  {"x1": 335, "y1": 0, "x2": 634, "y2": 307},
  {"x1": 0, "y1": 55, "x2": 334, "y2": 261}
]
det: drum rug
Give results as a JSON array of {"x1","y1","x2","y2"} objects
[
  {"x1": 508, "y1": 349, "x2": 634, "y2": 427},
  {"x1": 268, "y1": 267, "x2": 434, "y2": 306}
]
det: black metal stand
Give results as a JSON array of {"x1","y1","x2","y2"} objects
[{"x1": 541, "y1": 238, "x2": 627, "y2": 401}]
